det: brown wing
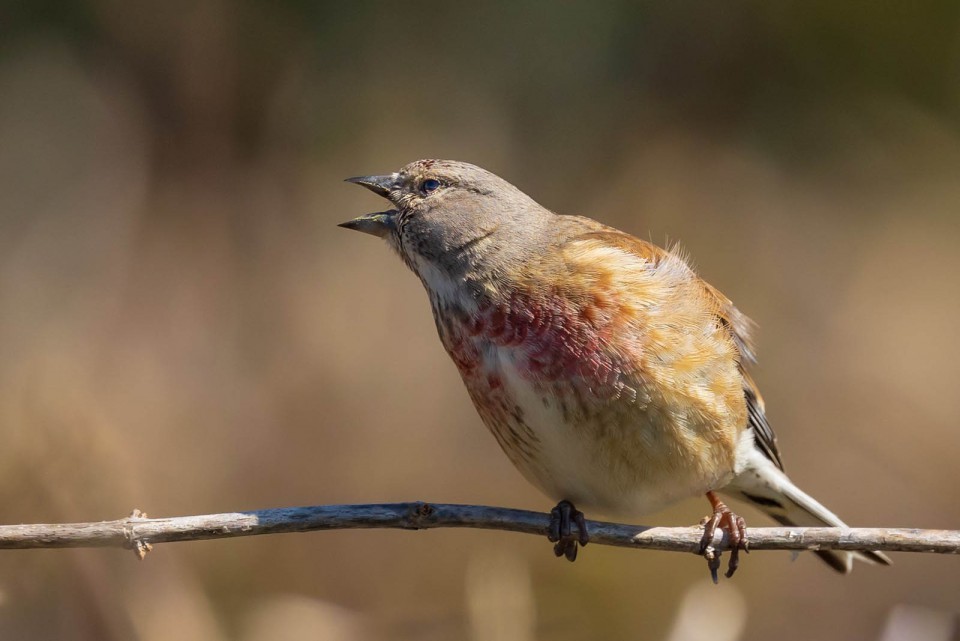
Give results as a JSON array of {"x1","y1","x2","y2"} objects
[
  {"x1": 563, "y1": 217, "x2": 785, "y2": 470},
  {"x1": 698, "y1": 279, "x2": 784, "y2": 470}
]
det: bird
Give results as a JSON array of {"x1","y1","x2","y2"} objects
[{"x1": 340, "y1": 159, "x2": 891, "y2": 580}]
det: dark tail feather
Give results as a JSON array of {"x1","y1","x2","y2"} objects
[
  {"x1": 727, "y1": 452, "x2": 893, "y2": 573},
  {"x1": 767, "y1": 513, "x2": 891, "y2": 573}
]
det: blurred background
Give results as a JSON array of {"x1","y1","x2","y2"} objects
[{"x1": 2, "y1": 1, "x2": 959, "y2": 639}]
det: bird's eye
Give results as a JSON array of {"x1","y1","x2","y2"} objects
[{"x1": 421, "y1": 178, "x2": 441, "y2": 194}]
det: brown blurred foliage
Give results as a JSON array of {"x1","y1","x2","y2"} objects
[{"x1": 2, "y1": 1, "x2": 959, "y2": 639}]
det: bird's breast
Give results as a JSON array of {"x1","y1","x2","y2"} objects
[
  {"x1": 428, "y1": 289, "x2": 741, "y2": 517},
  {"x1": 434, "y1": 291, "x2": 630, "y2": 395}
]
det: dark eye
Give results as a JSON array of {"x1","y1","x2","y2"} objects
[{"x1": 421, "y1": 178, "x2": 441, "y2": 194}]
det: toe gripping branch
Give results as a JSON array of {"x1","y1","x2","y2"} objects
[
  {"x1": 548, "y1": 500, "x2": 589, "y2": 562},
  {"x1": 699, "y1": 491, "x2": 748, "y2": 583}
]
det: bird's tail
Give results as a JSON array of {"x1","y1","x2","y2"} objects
[{"x1": 724, "y1": 452, "x2": 892, "y2": 573}]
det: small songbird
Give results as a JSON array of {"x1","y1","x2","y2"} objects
[{"x1": 340, "y1": 159, "x2": 891, "y2": 579}]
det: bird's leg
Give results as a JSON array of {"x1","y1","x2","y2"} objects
[
  {"x1": 547, "y1": 500, "x2": 589, "y2": 562},
  {"x1": 699, "y1": 491, "x2": 748, "y2": 582}
]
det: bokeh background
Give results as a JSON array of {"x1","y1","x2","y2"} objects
[{"x1": 2, "y1": 1, "x2": 960, "y2": 639}]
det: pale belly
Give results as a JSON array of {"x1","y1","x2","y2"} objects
[{"x1": 472, "y1": 347, "x2": 740, "y2": 519}]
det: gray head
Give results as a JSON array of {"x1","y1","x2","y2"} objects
[{"x1": 341, "y1": 159, "x2": 550, "y2": 286}]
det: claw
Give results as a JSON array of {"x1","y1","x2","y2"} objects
[
  {"x1": 547, "y1": 500, "x2": 589, "y2": 563},
  {"x1": 703, "y1": 546, "x2": 721, "y2": 584},
  {"x1": 700, "y1": 491, "x2": 748, "y2": 580},
  {"x1": 548, "y1": 505, "x2": 562, "y2": 543},
  {"x1": 573, "y1": 509, "x2": 589, "y2": 547}
]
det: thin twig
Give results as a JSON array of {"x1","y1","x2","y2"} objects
[{"x1": 0, "y1": 503, "x2": 956, "y2": 560}]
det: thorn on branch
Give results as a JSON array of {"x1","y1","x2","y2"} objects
[{"x1": 134, "y1": 539, "x2": 153, "y2": 560}]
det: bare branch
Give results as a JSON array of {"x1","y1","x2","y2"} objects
[{"x1": 0, "y1": 502, "x2": 956, "y2": 559}]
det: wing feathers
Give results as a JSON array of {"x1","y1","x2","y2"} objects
[{"x1": 554, "y1": 220, "x2": 784, "y2": 469}]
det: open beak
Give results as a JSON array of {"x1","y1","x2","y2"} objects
[
  {"x1": 344, "y1": 174, "x2": 397, "y2": 198},
  {"x1": 337, "y1": 210, "x2": 397, "y2": 237},
  {"x1": 340, "y1": 174, "x2": 399, "y2": 237}
]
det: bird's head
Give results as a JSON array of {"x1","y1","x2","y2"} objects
[{"x1": 341, "y1": 159, "x2": 548, "y2": 290}]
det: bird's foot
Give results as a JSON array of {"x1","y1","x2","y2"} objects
[
  {"x1": 547, "y1": 500, "x2": 589, "y2": 562},
  {"x1": 699, "y1": 491, "x2": 748, "y2": 582}
]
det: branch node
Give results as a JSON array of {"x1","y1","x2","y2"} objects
[{"x1": 404, "y1": 502, "x2": 436, "y2": 529}]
